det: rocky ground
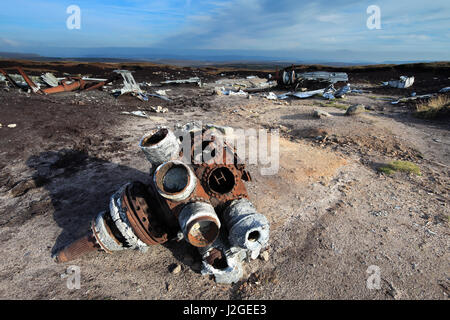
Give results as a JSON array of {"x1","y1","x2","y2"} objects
[{"x1": 0, "y1": 61, "x2": 448, "y2": 299}]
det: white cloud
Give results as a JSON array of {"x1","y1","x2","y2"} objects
[{"x1": 0, "y1": 37, "x2": 20, "y2": 47}]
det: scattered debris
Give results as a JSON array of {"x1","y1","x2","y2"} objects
[
  {"x1": 334, "y1": 84, "x2": 351, "y2": 98},
  {"x1": 41, "y1": 73, "x2": 59, "y2": 87},
  {"x1": 264, "y1": 92, "x2": 278, "y2": 100},
  {"x1": 155, "y1": 89, "x2": 170, "y2": 96},
  {"x1": 391, "y1": 94, "x2": 435, "y2": 104},
  {"x1": 0, "y1": 66, "x2": 119, "y2": 95},
  {"x1": 213, "y1": 77, "x2": 276, "y2": 93},
  {"x1": 161, "y1": 77, "x2": 201, "y2": 86},
  {"x1": 224, "y1": 89, "x2": 248, "y2": 97},
  {"x1": 149, "y1": 106, "x2": 169, "y2": 113},
  {"x1": 120, "y1": 111, "x2": 149, "y2": 118},
  {"x1": 15, "y1": 67, "x2": 42, "y2": 93},
  {"x1": 439, "y1": 87, "x2": 450, "y2": 93},
  {"x1": 7, "y1": 124, "x2": 17, "y2": 128},
  {"x1": 113, "y1": 70, "x2": 148, "y2": 101},
  {"x1": 385, "y1": 76, "x2": 415, "y2": 89},
  {"x1": 278, "y1": 88, "x2": 325, "y2": 99}
]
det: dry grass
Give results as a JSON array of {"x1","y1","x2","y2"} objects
[
  {"x1": 414, "y1": 95, "x2": 450, "y2": 119},
  {"x1": 378, "y1": 161, "x2": 421, "y2": 176}
]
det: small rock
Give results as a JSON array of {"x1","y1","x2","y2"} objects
[
  {"x1": 345, "y1": 104, "x2": 366, "y2": 116},
  {"x1": 260, "y1": 251, "x2": 269, "y2": 261},
  {"x1": 213, "y1": 87, "x2": 225, "y2": 95},
  {"x1": 166, "y1": 282, "x2": 172, "y2": 291},
  {"x1": 10, "y1": 179, "x2": 38, "y2": 197},
  {"x1": 170, "y1": 264, "x2": 182, "y2": 274},
  {"x1": 150, "y1": 105, "x2": 168, "y2": 113},
  {"x1": 313, "y1": 109, "x2": 332, "y2": 118}
]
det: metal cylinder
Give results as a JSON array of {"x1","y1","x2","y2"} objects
[
  {"x1": 178, "y1": 202, "x2": 221, "y2": 247},
  {"x1": 91, "y1": 211, "x2": 125, "y2": 252},
  {"x1": 198, "y1": 235, "x2": 244, "y2": 284},
  {"x1": 109, "y1": 183, "x2": 149, "y2": 251},
  {"x1": 222, "y1": 198, "x2": 269, "y2": 253},
  {"x1": 153, "y1": 160, "x2": 197, "y2": 201},
  {"x1": 53, "y1": 233, "x2": 101, "y2": 263},
  {"x1": 139, "y1": 128, "x2": 180, "y2": 167}
]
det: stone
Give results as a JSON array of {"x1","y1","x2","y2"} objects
[
  {"x1": 345, "y1": 104, "x2": 366, "y2": 116},
  {"x1": 170, "y1": 264, "x2": 182, "y2": 274},
  {"x1": 260, "y1": 251, "x2": 269, "y2": 261},
  {"x1": 313, "y1": 109, "x2": 332, "y2": 118}
]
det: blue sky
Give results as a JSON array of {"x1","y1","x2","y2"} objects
[{"x1": 0, "y1": 0, "x2": 449, "y2": 62}]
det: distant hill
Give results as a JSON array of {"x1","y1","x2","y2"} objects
[
  {"x1": 0, "y1": 52, "x2": 42, "y2": 59},
  {"x1": 0, "y1": 51, "x2": 445, "y2": 68}
]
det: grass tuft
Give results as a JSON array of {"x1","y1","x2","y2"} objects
[
  {"x1": 414, "y1": 95, "x2": 450, "y2": 119},
  {"x1": 378, "y1": 161, "x2": 421, "y2": 176}
]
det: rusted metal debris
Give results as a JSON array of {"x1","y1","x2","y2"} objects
[
  {"x1": 54, "y1": 124, "x2": 270, "y2": 284},
  {"x1": 0, "y1": 68, "x2": 22, "y2": 89},
  {"x1": 0, "y1": 66, "x2": 119, "y2": 95}
]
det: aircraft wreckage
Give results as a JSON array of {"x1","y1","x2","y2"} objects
[{"x1": 54, "y1": 124, "x2": 270, "y2": 284}]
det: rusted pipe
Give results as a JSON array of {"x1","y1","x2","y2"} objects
[
  {"x1": 53, "y1": 233, "x2": 101, "y2": 263},
  {"x1": 153, "y1": 161, "x2": 197, "y2": 202},
  {"x1": 42, "y1": 79, "x2": 84, "y2": 94},
  {"x1": 178, "y1": 202, "x2": 221, "y2": 247},
  {"x1": 0, "y1": 69, "x2": 21, "y2": 88},
  {"x1": 14, "y1": 67, "x2": 42, "y2": 93}
]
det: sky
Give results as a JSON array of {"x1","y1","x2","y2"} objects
[{"x1": 0, "y1": 0, "x2": 449, "y2": 62}]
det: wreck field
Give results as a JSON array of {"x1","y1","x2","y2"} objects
[{"x1": 0, "y1": 60, "x2": 449, "y2": 300}]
